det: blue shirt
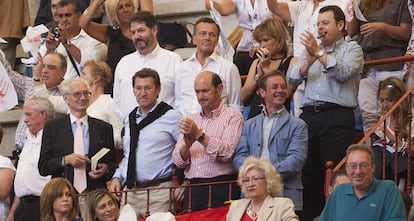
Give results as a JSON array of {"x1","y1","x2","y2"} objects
[
  {"x1": 287, "y1": 39, "x2": 363, "y2": 108},
  {"x1": 319, "y1": 178, "x2": 407, "y2": 221},
  {"x1": 113, "y1": 103, "x2": 182, "y2": 184},
  {"x1": 70, "y1": 114, "x2": 90, "y2": 154}
]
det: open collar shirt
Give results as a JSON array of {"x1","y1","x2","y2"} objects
[
  {"x1": 287, "y1": 39, "x2": 363, "y2": 108},
  {"x1": 113, "y1": 44, "x2": 182, "y2": 120},
  {"x1": 14, "y1": 129, "x2": 51, "y2": 197},
  {"x1": 175, "y1": 52, "x2": 242, "y2": 117}
]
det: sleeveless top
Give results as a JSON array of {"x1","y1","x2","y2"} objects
[{"x1": 247, "y1": 56, "x2": 293, "y2": 119}]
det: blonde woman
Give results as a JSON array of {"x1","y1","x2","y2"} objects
[{"x1": 227, "y1": 157, "x2": 298, "y2": 221}]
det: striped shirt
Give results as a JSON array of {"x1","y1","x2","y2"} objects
[{"x1": 173, "y1": 102, "x2": 243, "y2": 179}]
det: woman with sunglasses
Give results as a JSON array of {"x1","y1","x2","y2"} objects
[
  {"x1": 372, "y1": 76, "x2": 414, "y2": 181},
  {"x1": 226, "y1": 157, "x2": 298, "y2": 221}
]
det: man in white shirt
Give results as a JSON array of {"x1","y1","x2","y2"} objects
[
  {"x1": 175, "y1": 17, "x2": 242, "y2": 117},
  {"x1": 7, "y1": 97, "x2": 54, "y2": 221},
  {"x1": 113, "y1": 11, "x2": 182, "y2": 120},
  {"x1": 40, "y1": 0, "x2": 107, "y2": 79}
]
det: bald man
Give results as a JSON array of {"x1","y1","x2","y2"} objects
[{"x1": 173, "y1": 71, "x2": 243, "y2": 212}]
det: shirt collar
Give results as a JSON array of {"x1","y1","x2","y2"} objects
[
  {"x1": 321, "y1": 38, "x2": 346, "y2": 54},
  {"x1": 135, "y1": 44, "x2": 161, "y2": 59},
  {"x1": 188, "y1": 51, "x2": 220, "y2": 64},
  {"x1": 262, "y1": 106, "x2": 285, "y2": 118},
  {"x1": 200, "y1": 102, "x2": 225, "y2": 118},
  {"x1": 345, "y1": 177, "x2": 379, "y2": 199},
  {"x1": 26, "y1": 129, "x2": 43, "y2": 139},
  {"x1": 136, "y1": 101, "x2": 160, "y2": 118},
  {"x1": 69, "y1": 113, "x2": 88, "y2": 126}
]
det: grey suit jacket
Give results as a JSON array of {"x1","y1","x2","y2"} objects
[
  {"x1": 233, "y1": 108, "x2": 308, "y2": 210},
  {"x1": 226, "y1": 195, "x2": 299, "y2": 221}
]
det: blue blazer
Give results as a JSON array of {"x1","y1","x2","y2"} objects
[{"x1": 233, "y1": 108, "x2": 308, "y2": 210}]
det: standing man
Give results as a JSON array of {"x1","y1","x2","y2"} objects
[
  {"x1": 287, "y1": 6, "x2": 363, "y2": 220},
  {"x1": 39, "y1": 78, "x2": 116, "y2": 192},
  {"x1": 233, "y1": 71, "x2": 308, "y2": 215},
  {"x1": 172, "y1": 71, "x2": 243, "y2": 212},
  {"x1": 175, "y1": 17, "x2": 242, "y2": 116},
  {"x1": 40, "y1": 0, "x2": 107, "y2": 79},
  {"x1": 266, "y1": 0, "x2": 352, "y2": 118},
  {"x1": 114, "y1": 11, "x2": 182, "y2": 120},
  {"x1": 109, "y1": 68, "x2": 182, "y2": 218},
  {"x1": 319, "y1": 144, "x2": 407, "y2": 221},
  {"x1": 7, "y1": 97, "x2": 54, "y2": 221}
]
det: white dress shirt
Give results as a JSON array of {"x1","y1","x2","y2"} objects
[
  {"x1": 113, "y1": 45, "x2": 182, "y2": 120},
  {"x1": 175, "y1": 52, "x2": 242, "y2": 116}
]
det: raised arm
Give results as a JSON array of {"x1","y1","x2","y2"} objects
[
  {"x1": 266, "y1": 0, "x2": 291, "y2": 22},
  {"x1": 205, "y1": 0, "x2": 236, "y2": 16},
  {"x1": 79, "y1": 0, "x2": 109, "y2": 43},
  {"x1": 138, "y1": 0, "x2": 154, "y2": 12}
]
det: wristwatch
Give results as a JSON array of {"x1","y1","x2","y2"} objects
[
  {"x1": 196, "y1": 132, "x2": 205, "y2": 143},
  {"x1": 316, "y1": 49, "x2": 325, "y2": 59}
]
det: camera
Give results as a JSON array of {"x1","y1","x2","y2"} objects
[{"x1": 53, "y1": 26, "x2": 60, "y2": 40}]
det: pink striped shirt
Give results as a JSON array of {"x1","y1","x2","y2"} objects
[{"x1": 173, "y1": 103, "x2": 243, "y2": 179}]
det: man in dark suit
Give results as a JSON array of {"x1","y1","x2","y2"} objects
[{"x1": 39, "y1": 78, "x2": 116, "y2": 192}]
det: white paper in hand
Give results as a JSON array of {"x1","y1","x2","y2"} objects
[{"x1": 91, "y1": 148, "x2": 110, "y2": 170}]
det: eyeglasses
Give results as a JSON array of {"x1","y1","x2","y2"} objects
[
  {"x1": 67, "y1": 91, "x2": 91, "y2": 99},
  {"x1": 241, "y1": 177, "x2": 265, "y2": 184},
  {"x1": 346, "y1": 163, "x2": 371, "y2": 171}
]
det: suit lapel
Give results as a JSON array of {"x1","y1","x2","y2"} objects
[
  {"x1": 88, "y1": 117, "x2": 98, "y2": 158},
  {"x1": 232, "y1": 199, "x2": 251, "y2": 221},
  {"x1": 268, "y1": 109, "x2": 289, "y2": 145},
  {"x1": 253, "y1": 116, "x2": 264, "y2": 156},
  {"x1": 259, "y1": 196, "x2": 274, "y2": 221},
  {"x1": 64, "y1": 115, "x2": 74, "y2": 151}
]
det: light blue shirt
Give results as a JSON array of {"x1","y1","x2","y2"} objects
[
  {"x1": 113, "y1": 103, "x2": 182, "y2": 185},
  {"x1": 287, "y1": 39, "x2": 363, "y2": 108},
  {"x1": 70, "y1": 114, "x2": 89, "y2": 154}
]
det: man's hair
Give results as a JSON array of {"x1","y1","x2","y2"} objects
[
  {"x1": 128, "y1": 11, "x2": 158, "y2": 29},
  {"x1": 257, "y1": 70, "x2": 287, "y2": 90},
  {"x1": 193, "y1": 17, "x2": 220, "y2": 36},
  {"x1": 59, "y1": 78, "x2": 90, "y2": 95},
  {"x1": 45, "y1": 52, "x2": 67, "y2": 70},
  {"x1": 132, "y1": 68, "x2": 161, "y2": 88},
  {"x1": 319, "y1": 5, "x2": 346, "y2": 34},
  {"x1": 329, "y1": 169, "x2": 347, "y2": 187},
  {"x1": 346, "y1": 144, "x2": 375, "y2": 164},
  {"x1": 28, "y1": 97, "x2": 55, "y2": 119},
  {"x1": 57, "y1": 0, "x2": 81, "y2": 13},
  {"x1": 211, "y1": 72, "x2": 223, "y2": 89}
]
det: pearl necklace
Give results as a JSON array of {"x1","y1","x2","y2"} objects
[{"x1": 246, "y1": 202, "x2": 260, "y2": 220}]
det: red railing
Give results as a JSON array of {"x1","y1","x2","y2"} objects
[{"x1": 325, "y1": 54, "x2": 414, "y2": 200}]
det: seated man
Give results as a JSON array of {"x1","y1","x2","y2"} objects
[
  {"x1": 173, "y1": 71, "x2": 243, "y2": 212},
  {"x1": 319, "y1": 144, "x2": 407, "y2": 221}
]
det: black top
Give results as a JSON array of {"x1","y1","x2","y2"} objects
[
  {"x1": 247, "y1": 56, "x2": 294, "y2": 119},
  {"x1": 105, "y1": 26, "x2": 136, "y2": 94}
]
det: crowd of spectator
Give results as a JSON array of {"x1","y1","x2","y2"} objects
[{"x1": 1, "y1": 0, "x2": 414, "y2": 220}]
